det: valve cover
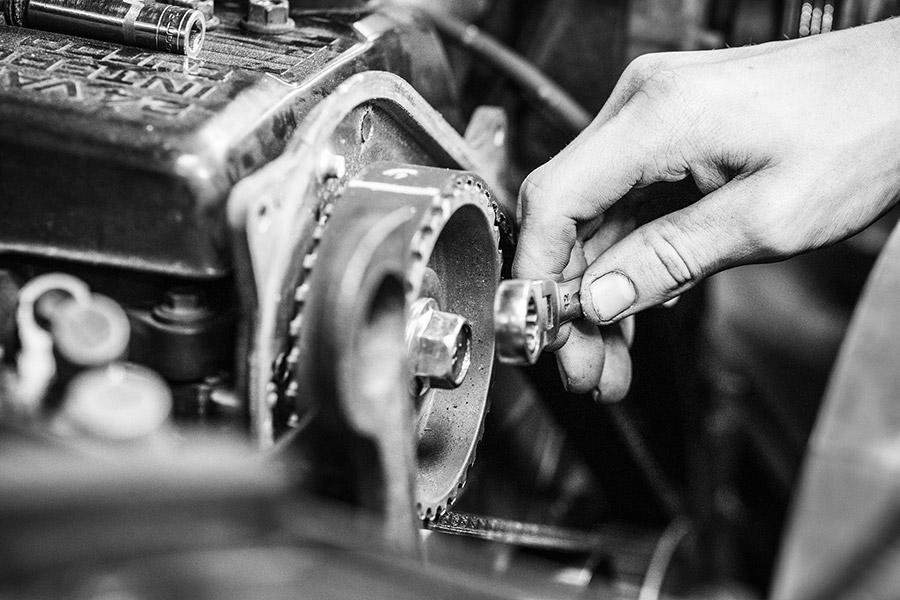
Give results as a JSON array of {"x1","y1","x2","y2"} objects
[{"x1": 0, "y1": 5, "x2": 458, "y2": 277}]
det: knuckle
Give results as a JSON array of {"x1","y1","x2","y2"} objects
[
  {"x1": 638, "y1": 221, "x2": 700, "y2": 292},
  {"x1": 519, "y1": 167, "x2": 552, "y2": 217},
  {"x1": 520, "y1": 168, "x2": 546, "y2": 202},
  {"x1": 618, "y1": 68, "x2": 694, "y2": 156},
  {"x1": 623, "y1": 52, "x2": 674, "y2": 86},
  {"x1": 641, "y1": 68, "x2": 685, "y2": 102},
  {"x1": 622, "y1": 54, "x2": 658, "y2": 86}
]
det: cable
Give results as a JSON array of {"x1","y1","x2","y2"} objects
[
  {"x1": 638, "y1": 518, "x2": 691, "y2": 600},
  {"x1": 411, "y1": 5, "x2": 593, "y2": 135}
]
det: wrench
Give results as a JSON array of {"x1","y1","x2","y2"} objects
[{"x1": 493, "y1": 276, "x2": 583, "y2": 365}]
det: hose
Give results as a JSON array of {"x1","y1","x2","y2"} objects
[{"x1": 413, "y1": 5, "x2": 594, "y2": 135}]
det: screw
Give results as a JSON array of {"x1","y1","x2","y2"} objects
[
  {"x1": 406, "y1": 297, "x2": 472, "y2": 390},
  {"x1": 241, "y1": 0, "x2": 294, "y2": 34}
]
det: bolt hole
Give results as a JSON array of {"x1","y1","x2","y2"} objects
[
  {"x1": 359, "y1": 108, "x2": 374, "y2": 144},
  {"x1": 186, "y1": 16, "x2": 204, "y2": 57}
]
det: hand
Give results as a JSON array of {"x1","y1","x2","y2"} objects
[{"x1": 514, "y1": 19, "x2": 900, "y2": 396}]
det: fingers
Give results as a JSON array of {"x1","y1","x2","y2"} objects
[
  {"x1": 553, "y1": 223, "x2": 635, "y2": 395},
  {"x1": 514, "y1": 96, "x2": 694, "y2": 283},
  {"x1": 593, "y1": 50, "x2": 722, "y2": 126},
  {"x1": 593, "y1": 322, "x2": 632, "y2": 403},
  {"x1": 555, "y1": 319, "x2": 633, "y2": 399},
  {"x1": 580, "y1": 176, "x2": 767, "y2": 324},
  {"x1": 542, "y1": 189, "x2": 637, "y2": 395},
  {"x1": 513, "y1": 43, "x2": 775, "y2": 284},
  {"x1": 555, "y1": 319, "x2": 605, "y2": 394},
  {"x1": 549, "y1": 242, "x2": 605, "y2": 393}
]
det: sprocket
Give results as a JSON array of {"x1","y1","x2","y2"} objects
[{"x1": 289, "y1": 164, "x2": 502, "y2": 521}]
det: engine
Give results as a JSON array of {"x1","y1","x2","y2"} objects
[{"x1": 3, "y1": 1, "x2": 900, "y2": 599}]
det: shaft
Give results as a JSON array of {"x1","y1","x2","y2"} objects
[{"x1": 4, "y1": 0, "x2": 206, "y2": 57}]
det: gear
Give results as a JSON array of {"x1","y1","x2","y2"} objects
[{"x1": 276, "y1": 163, "x2": 502, "y2": 521}]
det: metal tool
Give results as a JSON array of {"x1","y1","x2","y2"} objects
[
  {"x1": 3, "y1": 0, "x2": 206, "y2": 57},
  {"x1": 494, "y1": 276, "x2": 583, "y2": 365}
]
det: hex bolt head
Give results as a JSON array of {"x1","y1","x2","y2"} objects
[
  {"x1": 407, "y1": 298, "x2": 472, "y2": 390},
  {"x1": 241, "y1": 0, "x2": 295, "y2": 34}
]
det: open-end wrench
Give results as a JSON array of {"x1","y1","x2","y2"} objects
[{"x1": 493, "y1": 276, "x2": 583, "y2": 365}]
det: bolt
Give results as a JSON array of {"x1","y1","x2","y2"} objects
[
  {"x1": 165, "y1": 288, "x2": 201, "y2": 311},
  {"x1": 406, "y1": 297, "x2": 472, "y2": 390},
  {"x1": 241, "y1": 0, "x2": 294, "y2": 34},
  {"x1": 152, "y1": 286, "x2": 213, "y2": 325}
]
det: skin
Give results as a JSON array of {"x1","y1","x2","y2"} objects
[{"x1": 514, "y1": 18, "x2": 900, "y2": 399}]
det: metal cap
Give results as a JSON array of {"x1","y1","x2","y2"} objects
[{"x1": 61, "y1": 363, "x2": 172, "y2": 440}]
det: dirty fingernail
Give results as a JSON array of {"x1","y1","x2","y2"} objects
[{"x1": 590, "y1": 272, "x2": 635, "y2": 322}]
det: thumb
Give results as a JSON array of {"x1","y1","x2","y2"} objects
[{"x1": 580, "y1": 177, "x2": 767, "y2": 324}]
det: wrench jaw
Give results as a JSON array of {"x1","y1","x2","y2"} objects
[{"x1": 494, "y1": 279, "x2": 559, "y2": 365}]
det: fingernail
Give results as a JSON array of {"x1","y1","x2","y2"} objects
[{"x1": 590, "y1": 272, "x2": 636, "y2": 322}]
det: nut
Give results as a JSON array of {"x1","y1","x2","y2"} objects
[
  {"x1": 241, "y1": 0, "x2": 294, "y2": 33},
  {"x1": 407, "y1": 298, "x2": 471, "y2": 390},
  {"x1": 152, "y1": 286, "x2": 213, "y2": 325}
]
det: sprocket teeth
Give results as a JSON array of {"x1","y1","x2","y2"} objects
[
  {"x1": 269, "y1": 198, "x2": 334, "y2": 430},
  {"x1": 414, "y1": 174, "x2": 500, "y2": 523},
  {"x1": 294, "y1": 283, "x2": 310, "y2": 304},
  {"x1": 289, "y1": 314, "x2": 303, "y2": 337}
]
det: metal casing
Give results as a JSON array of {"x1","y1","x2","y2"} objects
[{"x1": 0, "y1": 6, "x2": 458, "y2": 277}]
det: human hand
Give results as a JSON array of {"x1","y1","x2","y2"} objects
[{"x1": 514, "y1": 19, "x2": 900, "y2": 396}]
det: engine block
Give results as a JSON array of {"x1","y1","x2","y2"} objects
[{"x1": 0, "y1": 4, "x2": 459, "y2": 276}]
